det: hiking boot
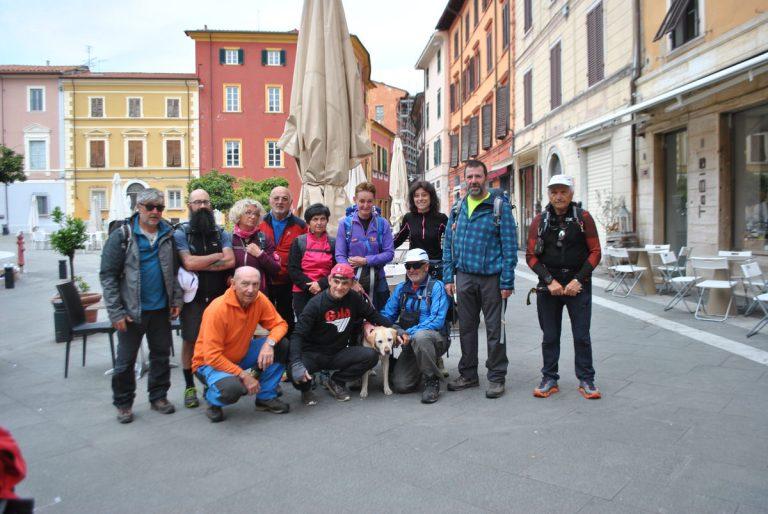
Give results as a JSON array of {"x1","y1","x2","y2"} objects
[
  {"x1": 486, "y1": 381, "x2": 505, "y2": 399},
  {"x1": 533, "y1": 377, "x2": 559, "y2": 398},
  {"x1": 150, "y1": 398, "x2": 176, "y2": 414},
  {"x1": 206, "y1": 405, "x2": 224, "y2": 423},
  {"x1": 578, "y1": 379, "x2": 602, "y2": 400},
  {"x1": 436, "y1": 356, "x2": 449, "y2": 378},
  {"x1": 302, "y1": 390, "x2": 318, "y2": 406},
  {"x1": 447, "y1": 375, "x2": 479, "y2": 391},
  {"x1": 325, "y1": 379, "x2": 351, "y2": 402},
  {"x1": 184, "y1": 387, "x2": 199, "y2": 408},
  {"x1": 421, "y1": 377, "x2": 440, "y2": 404},
  {"x1": 116, "y1": 406, "x2": 133, "y2": 424},
  {"x1": 255, "y1": 397, "x2": 290, "y2": 414}
]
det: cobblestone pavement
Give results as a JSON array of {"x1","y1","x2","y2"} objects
[{"x1": 1, "y1": 235, "x2": 767, "y2": 513}]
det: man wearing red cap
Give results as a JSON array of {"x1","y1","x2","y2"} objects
[{"x1": 288, "y1": 263, "x2": 398, "y2": 404}]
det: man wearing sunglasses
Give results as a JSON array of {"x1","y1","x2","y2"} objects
[
  {"x1": 526, "y1": 175, "x2": 602, "y2": 400},
  {"x1": 380, "y1": 249, "x2": 450, "y2": 404},
  {"x1": 100, "y1": 188, "x2": 183, "y2": 423}
]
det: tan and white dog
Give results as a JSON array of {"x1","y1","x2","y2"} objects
[{"x1": 360, "y1": 324, "x2": 397, "y2": 398}]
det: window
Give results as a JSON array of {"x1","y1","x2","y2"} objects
[
  {"x1": 90, "y1": 97, "x2": 104, "y2": 118},
  {"x1": 224, "y1": 49, "x2": 241, "y2": 65},
  {"x1": 502, "y1": 2, "x2": 510, "y2": 48},
  {"x1": 453, "y1": 31, "x2": 459, "y2": 60},
  {"x1": 224, "y1": 85, "x2": 241, "y2": 112},
  {"x1": 127, "y1": 140, "x2": 144, "y2": 167},
  {"x1": 433, "y1": 138, "x2": 441, "y2": 166},
  {"x1": 264, "y1": 49, "x2": 285, "y2": 66},
  {"x1": 35, "y1": 195, "x2": 49, "y2": 216},
  {"x1": 380, "y1": 147, "x2": 389, "y2": 174},
  {"x1": 425, "y1": 67, "x2": 429, "y2": 89},
  {"x1": 426, "y1": 148, "x2": 430, "y2": 171},
  {"x1": 426, "y1": 103, "x2": 430, "y2": 129},
  {"x1": 587, "y1": 2, "x2": 605, "y2": 86},
  {"x1": 127, "y1": 97, "x2": 142, "y2": 118},
  {"x1": 437, "y1": 49, "x2": 441, "y2": 73},
  {"x1": 473, "y1": 0, "x2": 479, "y2": 26},
  {"x1": 166, "y1": 98, "x2": 180, "y2": 118},
  {"x1": 166, "y1": 140, "x2": 181, "y2": 167},
  {"x1": 266, "y1": 140, "x2": 282, "y2": 168},
  {"x1": 733, "y1": 103, "x2": 768, "y2": 253},
  {"x1": 90, "y1": 189, "x2": 107, "y2": 212},
  {"x1": 437, "y1": 89, "x2": 442, "y2": 119},
  {"x1": 28, "y1": 87, "x2": 44, "y2": 112},
  {"x1": 524, "y1": 70, "x2": 533, "y2": 126},
  {"x1": 550, "y1": 42, "x2": 562, "y2": 109},
  {"x1": 450, "y1": 82, "x2": 456, "y2": 112},
  {"x1": 486, "y1": 29, "x2": 493, "y2": 72},
  {"x1": 28, "y1": 141, "x2": 46, "y2": 170},
  {"x1": 266, "y1": 86, "x2": 282, "y2": 113},
  {"x1": 126, "y1": 183, "x2": 145, "y2": 210},
  {"x1": 167, "y1": 189, "x2": 182, "y2": 209},
  {"x1": 375, "y1": 105, "x2": 384, "y2": 122},
  {"x1": 224, "y1": 140, "x2": 241, "y2": 167},
  {"x1": 671, "y1": 0, "x2": 699, "y2": 49},
  {"x1": 465, "y1": 14, "x2": 470, "y2": 42},
  {"x1": 89, "y1": 140, "x2": 105, "y2": 168},
  {"x1": 524, "y1": 0, "x2": 533, "y2": 32}
]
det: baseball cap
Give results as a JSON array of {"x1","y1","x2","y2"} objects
[
  {"x1": 177, "y1": 267, "x2": 198, "y2": 303},
  {"x1": 404, "y1": 248, "x2": 429, "y2": 263},
  {"x1": 330, "y1": 263, "x2": 355, "y2": 280},
  {"x1": 547, "y1": 174, "x2": 574, "y2": 189}
]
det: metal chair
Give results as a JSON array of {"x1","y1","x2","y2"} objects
[
  {"x1": 746, "y1": 293, "x2": 768, "y2": 337},
  {"x1": 645, "y1": 245, "x2": 672, "y2": 293},
  {"x1": 691, "y1": 257, "x2": 737, "y2": 322},
  {"x1": 56, "y1": 281, "x2": 116, "y2": 378},
  {"x1": 740, "y1": 261, "x2": 768, "y2": 316},
  {"x1": 606, "y1": 247, "x2": 647, "y2": 297},
  {"x1": 663, "y1": 250, "x2": 698, "y2": 312},
  {"x1": 602, "y1": 247, "x2": 621, "y2": 293}
]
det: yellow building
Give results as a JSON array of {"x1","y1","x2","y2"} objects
[{"x1": 62, "y1": 72, "x2": 200, "y2": 224}]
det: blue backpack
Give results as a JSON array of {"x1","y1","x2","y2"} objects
[{"x1": 342, "y1": 205, "x2": 385, "y2": 253}]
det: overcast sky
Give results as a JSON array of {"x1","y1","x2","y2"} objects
[{"x1": 0, "y1": 0, "x2": 445, "y2": 93}]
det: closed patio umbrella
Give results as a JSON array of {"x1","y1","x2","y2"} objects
[
  {"x1": 27, "y1": 195, "x2": 39, "y2": 234},
  {"x1": 279, "y1": 0, "x2": 372, "y2": 230},
  {"x1": 107, "y1": 173, "x2": 131, "y2": 223},
  {"x1": 388, "y1": 137, "x2": 408, "y2": 229},
  {"x1": 345, "y1": 163, "x2": 367, "y2": 204},
  {"x1": 88, "y1": 197, "x2": 103, "y2": 233}
]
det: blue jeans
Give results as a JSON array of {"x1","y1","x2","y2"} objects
[{"x1": 195, "y1": 337, "x2": 286, "y2": 407}]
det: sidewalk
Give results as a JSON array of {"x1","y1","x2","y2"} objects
[{"x1": 1, "y1": 236, "x2": 767, "y2": 513}]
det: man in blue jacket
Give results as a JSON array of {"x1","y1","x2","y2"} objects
[
  {"x1": 381, "y1": 249, "x2": 449, "y2": 404},
  {"x1": 443, "y1": 159, "x2": 518, "y2": 399}
]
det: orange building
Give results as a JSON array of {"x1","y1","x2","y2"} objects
[
  {"x1": 437, "y1": 0, "x2": 515, "y2": 208},
  {"x1": 367, "y1": 81, "x2": 407, "y2": 134}
]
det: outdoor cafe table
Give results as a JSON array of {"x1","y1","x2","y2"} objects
[
  {"x1": 694, "y1": 255, "x2": 750, "y2": 317},
  {"x1": 625, "y1": 248, "x2": 660, "y2": 295}
]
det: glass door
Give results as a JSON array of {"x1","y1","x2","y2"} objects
[{"x1": 664, "y1": 130, "x2": 688, "y2": 250}]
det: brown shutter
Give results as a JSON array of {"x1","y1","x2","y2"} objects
[
  {"x1": 495, "y1": 85, "x2": 509, "y2": 139},
  {"x1": 550, "y1": 42, "x2": 562, "y2": 109},
  {"x1": 524, "y1": 0, "x2": 532, "y2": 31},
  {"x1": 469, "y1": 116, "x2": 479, "y2": 157},
  {"x1": 481, "y1": 103, "x2": 493, "y2": 150},
  {"x1": 90, "y1": 140, "x2": 105, "y2": 168},
  {"x1": 166, "y1": 140, "x2": 181, "y2": 167},
  {"x1": 587, "y1": 3, "x2": 604, "y2": 86},
  {"x1": 449, "y1": 83, "x2": 456, "y2": 112},
  {"x1": 460, "y1": 124, "x2": 470, "y2": 161},
  {"x1": 450, "y1": 134, "x2": 459, "y2": 167},
  {"x1": 524, "y1": 71, "x2": 533, "y2": 126},
  {"x1": 128, "y1": 140, "x2": 143, "y2": 167}
]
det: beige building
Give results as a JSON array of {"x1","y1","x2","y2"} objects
[{"x1": 513, "y1": 0, "x2": 636, "y2": 245}]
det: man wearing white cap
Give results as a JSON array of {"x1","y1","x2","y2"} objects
[
  {"x1": 380, "y1": 249, "x2": 450, "y2": 403},
  {"x1": 526, "y1": 174, "x2": 602, "y2": 399}
]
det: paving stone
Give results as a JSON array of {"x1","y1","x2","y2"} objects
[{"x1": 614, "y1": 479, "x2": 739, "y2": 514}]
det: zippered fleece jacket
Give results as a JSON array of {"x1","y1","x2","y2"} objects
[{"x1": 442, "y1": 194, "x2": 519, "y2": 290}]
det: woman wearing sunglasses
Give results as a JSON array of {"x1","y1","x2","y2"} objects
[
  {"x1": 393, "y1": 181, "x2": 448, "y2": 279},
  {"x1": 229, "y1": 198, "x2": 280, "y2": 293}
]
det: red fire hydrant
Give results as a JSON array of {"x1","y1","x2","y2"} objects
[{"x1": 16, "y1": 231, "x2": 25, "y2": 272}]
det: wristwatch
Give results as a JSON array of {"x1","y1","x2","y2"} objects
[{"x1": 266, "y1": 339, "x2": 276, "y2": 348}]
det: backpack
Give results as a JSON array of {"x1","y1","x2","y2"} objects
[
  {"x1": 295, "y1": 233, "x2": 336, "y2": 255},
  {"x1": 175, "y1": 221, "x2": 224, "y2": 254},
  {"x1": 342, "y1": 205, "x2": 385, "y2": 254},
  {"x1": 450, "y1": 188, "x2": 509, "y2": 230},
  {"x1": 398, "y1": 277, "x2": 450, "y2": 337},
  {"x1": 533, "y1": 204, "x2": 585, "y2": 255},
  {"x1": 107, "y1": 218, "x2": 133, "y2": 254}
]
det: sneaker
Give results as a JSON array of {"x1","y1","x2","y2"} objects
[
  {"x1": 325, "y1": 379, "x2": 351, "y2": 402},
  {"x1": 486, "y1": 381, "x2": 505, "y2": 399},
  {"x1": 578, "y1": 379, "x2": 602, "y2": 400},
  {"x1": 150, "y1": 398, "x2": 176, "y2": 414},
  {"x1": 447, "y1": 376, "x2": 479, "y2": 391},
  {"x1": 255, "y1": 397, "x2": 290, "y2": 414},
  {"x1": 436, "y1": 356, "x2": 449, "y2": 378},
  {"x1": 116, "y1": 406, "x2": 133, "y2": 424},
  {"x1": 206, "y1": 405, "x2": 224, "y2": 423},
  {"x1": 421, "y1": 377, "x2": 440, "y2": 404},
  {"x1": 184, "y1": 387, "x2": 199, "y2": 408},
  {"x1": 302, "y1": 390, "x2": 318, "y2": 406},
  {"x1": 533, "y1": 377, "x2": 559, "y2": 398}
]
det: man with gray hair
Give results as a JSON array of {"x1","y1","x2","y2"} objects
[{"x1": 100, "y1": 188, "x2": 183, "y2": 424}]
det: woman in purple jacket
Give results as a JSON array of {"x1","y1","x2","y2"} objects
[
  {"x1": 335, "y1": 182, "x2": 395, "y2": 309},
  {"x1": 229, "y1": 199, "x2": 280, "y2": 293}
]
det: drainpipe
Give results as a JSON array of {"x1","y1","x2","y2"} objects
[
  {"x1": 185, "y1": 80, "x2": 192, "y2": 181},
  {"x1": 1, "y1": 76, "x2": 7, "y2": 233},
  {"x1": 630, "y1": 0, "x2": 641, "y2": 235}
]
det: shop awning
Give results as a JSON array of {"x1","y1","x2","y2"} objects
[
  {"x1": 563, "y1": 52, "x2": 768, "y2": 139},
  {"x1": 653, "y1": 0, "x2": 690, "y2": 42}
]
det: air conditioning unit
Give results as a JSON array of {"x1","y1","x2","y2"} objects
[{"x1": 747, "y1": 132, "x2": 768, "y2": 164}]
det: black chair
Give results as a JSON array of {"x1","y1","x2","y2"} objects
[{"x1": 56, "y1": 282, "x2": 116, "y2": 378}]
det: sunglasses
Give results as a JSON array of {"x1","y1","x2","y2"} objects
[
  {"x1": 404, "y1": 262, "x2": 427, "y2": 270},
  {"x1": 141, "y1": 203, "x2": 165, "y2": 212}
]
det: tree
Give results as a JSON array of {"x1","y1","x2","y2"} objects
[
  {"x1": 234, "y1": 177, "x2": 290, "y2": 209},
  {"x1": 187, "y1": 170, "x2": 237, "y2": 212},
  {"x1": 49, "y1": 207, "x2": 88, "y2": 279},
  {"x1": 0, "y1": 145, "x2": 26, "y2": 231}
]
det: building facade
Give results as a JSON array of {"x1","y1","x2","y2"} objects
[
  {"x1": 368, "y1": 81, "x2": 407, "y2": 134},
  {"x1": 61, "y1": 73, "x2": 199, "y2": 223},
  {"x1": 365, "y1": 119, "x2": 394, "y2": 219},
  {"x1": 416, "y1": 31, "x2": 451, "y2": 212},
  {"x1": 0, "y1": 66, "x2": 84, "y2": 233}
]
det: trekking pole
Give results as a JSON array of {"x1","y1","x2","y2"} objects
[{"x1": 501, "y1": 297, "x2": 508, "y2": 345}]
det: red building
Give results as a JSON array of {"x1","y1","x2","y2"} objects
[{"x1": 186, "y1": 29, "x2": 383, "y2": 203}]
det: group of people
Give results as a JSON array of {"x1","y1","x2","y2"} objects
[{"x1": 99, "y1": 159, "x2": 603, "y2": 424}]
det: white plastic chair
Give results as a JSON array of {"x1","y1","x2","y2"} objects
[
  {"x1": 740, "y1": 261, "x2": 767, "y2": 317},
  {"x1": 602, "y1": 247, "x2": 620, "y2": 293},
  {"x1": 606, "y1": 247, "x2": 647, "y2": 298},
  {"x1": 691, "y1": 257, "x2": 737, "y2": 322},
  {"x1": 663, "y1": 250, "x2": 698, "y2": 312},
  {"x1": 32, "y1": 229, "x2": 49, "y2": 250}
]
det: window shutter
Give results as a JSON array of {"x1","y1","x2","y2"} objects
[
  {"x1": 167, "y1": 140, "x2": 181, "y2": 167},
  {"x1": 524, "y1": 0, "x2": 532, "y2": 31},
  {"x1": 450, "y1": 134, "x2": 459, "y2": 167},
  {"x1": 469, "y1": 116, "x2": 479, "y2": 157},
  {"x1": 280, "y1": 50, "x2": 286, "y2": 66},
  {"x1": 219, "y1": 49, "x2": 226, "y2": 64},
  {"x1": 450, "y1": 83, "x2": 456, "y2": 112},
  {"x1": 495, "y1": 85, "x2": 509, "y2": 139},
  {"x1": 261, "y1": 50, "x2": 268, "y2": 65},
  {"x1": 587, "y1": 3, "x2": 604, "y2": 86},
  {"x1": 550, "y1": 42, "x2": 562, "y2": 109},
  {"x1": 460, "y1": 123, "x2": 470, "y2": 161},
  {"x1": 524, "y1": 71, "x2": 533, "y2": 126},
  {"x1": 90, "y1": 140, "x2": 104, "y2": 168},
  {"x1": 482, "y1": 103, "x2": 493, "y2": 150},
  {"x1": 653, "y1": 0, "x2": 689, "y2": 41},
  {"x1": 238, "y1": 49, "x2": 244, "y2": 64},
  {"x1": 129, "y1": 141, "x2": 143, "y2": 167}
]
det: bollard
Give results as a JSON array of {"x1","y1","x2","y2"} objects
[
  {"x1": 4, "y1": 265, "x2": 14, "y2": 289},
  {"x1": 58, "y1": 259, "x2": 68, "y2": 280}
]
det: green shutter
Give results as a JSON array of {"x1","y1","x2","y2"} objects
[
  {"x1": 238, "y1": 49, "x2": 244, "y2": 64},
  {"x1": 219, "y1": 49, "x2": 226, "y2": 64},
  {"x1": 261, "y1": 50, "x2": 268, "y2": 65},
  {"x1": 280, "y1": 50, "x2": 286, "y2": 66}
]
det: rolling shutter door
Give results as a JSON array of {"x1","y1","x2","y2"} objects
[{"x1": 585, "y1": 142, "x2": 612, "y2": 235}]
